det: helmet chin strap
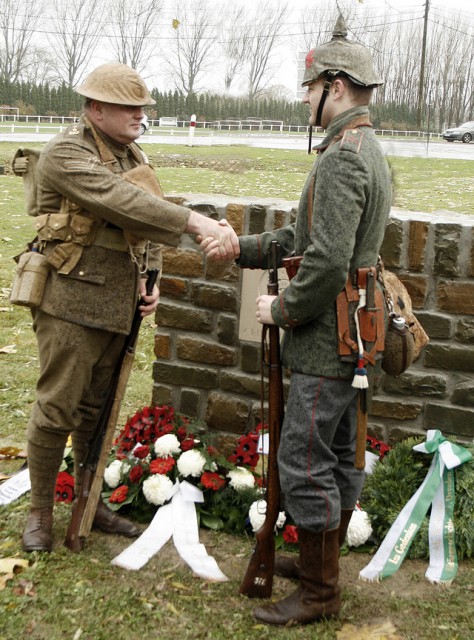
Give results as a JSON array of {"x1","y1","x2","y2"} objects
[
  {"x1": 308, "y1": 76, "x2": 334, "y2": 154},
  {"x1": 315, "y1": 77, "x2": 333, "y2": 127}
]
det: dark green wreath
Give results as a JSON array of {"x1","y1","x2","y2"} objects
[{"x1": 361, "y1": 437, "x2": 474, "y2": 560}]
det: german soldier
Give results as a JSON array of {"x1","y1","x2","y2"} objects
[{"x1": 204, "y1": 16, "x2": 391, "y2": 626}]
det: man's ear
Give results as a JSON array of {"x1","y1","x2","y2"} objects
[
  {"x1": 331, "y1": 78, "x2": 346, "y2": 99},
  {"x1": 88, "y1": 99, "x2": 104, "y2": 122}
]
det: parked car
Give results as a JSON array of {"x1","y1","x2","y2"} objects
[
  {"x1": 442, "y1": 121, "x2": 474, "y2": 143},
  {"x1": 139, "y1": 115, "x2": 149, "y2": 135}
]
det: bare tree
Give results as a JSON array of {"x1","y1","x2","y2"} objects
[
  {"x1": 164, "y1": 0, "x2": 220, "y2": 96},
  {"x1": 106, "y1": 0, "x2": 164, "y2": 72},
  {"x1": 47, "y1": 0, "x2": 103, "y2": 88},
  {"x1": 219, "y1": 5, "x2": 249, "y2": 92},
  {"x1": 0, "y1": 0, "x2": 45, "y2": 84},
  {"x1": 243, "y1": 1, "x2": 291, "y2": 100}
]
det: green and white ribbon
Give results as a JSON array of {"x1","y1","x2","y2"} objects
[{"x1": 359, "y1": 430, "x2": 472, "y2": 585}]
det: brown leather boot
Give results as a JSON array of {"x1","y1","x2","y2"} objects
[
  {"x1": 22, "y1": 507, "x2": 53, "y2": 552},
  {"x1": 92, "y1": 500, "x2": 142, "y2": 538},
  {"x1": 338, "y1": 508, "x2": 353, "y2": 547},
  {"x1": 253, "y1": 527, "x2": 340, "y2": 626},
  {"x1": 275, "y1": 509, "x2": 353, "y2": 580}
]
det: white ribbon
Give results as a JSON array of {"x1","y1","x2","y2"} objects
[
  {"x1": 359, "y1": 430, "x2": 472, "y2": 585},
  {"x1": 111, "y1": 480, "x2": 228, "y2": 582}
]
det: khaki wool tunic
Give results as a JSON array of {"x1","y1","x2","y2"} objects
[
  {"x1": 238, "y1": 105, "x2": 392, "y2": 379},
  {"x1": 35, "y1": 116, "x2": 190, "y2": 334}
]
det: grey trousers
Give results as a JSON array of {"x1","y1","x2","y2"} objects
[{"x1": 277, "y1": 373, "x2": 365, "y2": 532}]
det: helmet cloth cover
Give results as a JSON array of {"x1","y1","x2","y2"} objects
[
  {"x1": 302, "y1": 15, "x2": 383, "y2": 88},
  {"x1": 76, "y1": 62, "x2": 156, "y2": 106}
]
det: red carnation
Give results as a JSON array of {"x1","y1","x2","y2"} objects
[
  {"x1": 180, "y1": 437, "x2": 196, "y2": 452},
  {"x1": 283, "y1": 524, "x2": 298, "y2": 545},
  {"x1": 134, "y1": 444, "x2": 150, "y2": 459},
  {"x1": 55, "y1": 471, "x2": 74, "y2": 503},
  {"x1": 129, "y1": 464, "x2": 144, "y2": 483},
  {"x1": 109, "y1": 485, "x2": 129, "y2": 504},
  {"x1": 201, "y1": 471, "x2": 226, "y2": 491},
  {"x1": 305, "y1": 48, "x2": 315, "y2": 69},
  {"x1": 150, "y1": 456, "x2": 176, "y2": 475}
]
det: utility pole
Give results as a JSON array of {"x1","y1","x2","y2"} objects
[{"x1": 417, "y1": 0, "x2": 430, "y2": 130}]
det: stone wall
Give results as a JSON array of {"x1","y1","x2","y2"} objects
[{"x1": 152, "y1": 194, "x2": 474, "y2": 447}]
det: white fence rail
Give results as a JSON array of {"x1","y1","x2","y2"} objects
[{"x1": 0, "y1": 115, "x2": 443, "y2": 139}]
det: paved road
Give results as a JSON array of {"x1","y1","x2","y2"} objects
[{"x1": 1, "y1": 131, "x2": 473, "y2": 160}]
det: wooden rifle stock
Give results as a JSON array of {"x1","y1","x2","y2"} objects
[
  {"x1": 64, "y1": 269, "x2": 159, "y2": 552},
  {"x1": 240, "y1": 240, "x2": 284, "y2": 598}
]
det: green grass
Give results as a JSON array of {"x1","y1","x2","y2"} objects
[{"x1": 1, "y1": 141, "x2": 473, "y2": 640}]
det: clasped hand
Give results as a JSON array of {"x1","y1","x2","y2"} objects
[{"x1": 196, "y1": 219, "x2": 240, "y2": 261}]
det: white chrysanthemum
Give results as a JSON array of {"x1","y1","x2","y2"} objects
[
  {"x1": 346, "y1": 508, "x2": 373, "y2": 547},
  {"x1": 104, "y1": 459, "x2": 122, "y2": 489},
  {"x1": 228, "y1": 466, "x2": 255, "y2": 492},
  {"x1": 142, "y1": 474, "x2": 174, "y2": 506},
  {"x1": 248, "y1": 500, "x2": 286, "y2": 532},
  {"x1": 249, "y1": 500, "x2": 267, "y2": 532},
  {"x1": 177, "y1": 449, "x2": 206, "y2": 477},
  {"x1": 153, "y1": 433, "x2": 181, "y2": 458}
]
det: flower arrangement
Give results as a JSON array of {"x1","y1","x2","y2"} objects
[
  {"x1": 102, "y1": 405, "x2": 262, "y2": 532},
  {"x1": 362, "y1": 436, "x2": 474, "y2": 559}
]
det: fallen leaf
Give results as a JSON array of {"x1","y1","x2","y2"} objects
[
  {"x1": 0, "y1": 557, "x2": 29, "y2": 590},
  {"x1": 12, "y1": 579, "x2": 36, "y2": 597},
  {"x1": 0, "y1": 344, "x2": 16, "y2": 354},
  {"x1": 337, "y1": 620, "x2": 402, "y2": 640},
  {"x1": 0, "y1": 446, "x2": 26, "y2": 459}
]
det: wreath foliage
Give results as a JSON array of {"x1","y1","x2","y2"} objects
[{"x1": 361, "y1": 437, "x2": 474, "y2": 560}]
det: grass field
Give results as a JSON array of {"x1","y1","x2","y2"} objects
[{"x1": 1, "y1": 142, "x2": 473, "y2": 640}]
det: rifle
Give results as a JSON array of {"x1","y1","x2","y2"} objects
[
  {"x1": 240, "y1": 240, "x2": 284, "y2": 598},
  {"x1": 64, "y1": 268, "x2": 159, "y2": 552}
]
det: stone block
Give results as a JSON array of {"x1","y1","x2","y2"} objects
[
  {"x1": 205, "y1": 392, "x2": 250, "y2": 434},
  {"x1": 397, "y1": 274, "x2": 427, "y2": 308},
  {"x1": 451, "y1": 380, "x2": 474, "y2": 407},
  {"x1": 154, "y1": 333, "x2": 171, "y2": 359},
  {"x1": 217, "y1": 314, "x2": 237, "y2": 346},
  {"x1": 176, "y1": 337, "x2": 236, "y2": 366},
  {"x1": 153, "y1": 362, "x2": 218, "y2": 388},
  {"x1": 151, "y1": 384, "x2": 173, "y2": 407},
  {"x1": 205, "y1": 260, "x2": 239, "y2": 283},
  {"x1": 191, "y1": 282, "x2": 237, "y2": 312},
  {"x1": 241, "y1": 342, "x2": 261, "y2": 373},
  {"x1": 160, "y1": 276, "x2": 188, "y2": 300},
  {"x1": 380, "y1": 218, "x2": 403, "y2": 268},
  {"x1": 248, "y1": 204, "x2": 267, "y2": 235},
  {"x1": 162, "y1": 247, "x2": 204, "y2": 277},
  {"x1": 424, "y1": 343, "x2": 474, "y2": 372},
  {"x1": 437, "y1": 281, "x2": 474, "y2": 315},
  {"x1": 180, "y1": 388, "x2": 201, "y2": 417},
  {"x1": 470, "y1": 227, "x2": 474, "y2": 277},
  {"x1": 424, "y1": 403, "x2": 474, "y2": 438},
  {"x1": 385, "y1": 427, "x2": 425, "y2": 444},
  {"x1": 382, "y1": 372, "x2": 448, "y2": 397},
  {"x1": 415, "y1": 312, "x2": 452, "y2": 339},
  {"x1": 226, "y1": 203, "x2": 245, "y2": 235},
  {"x1": 156, "y1": 302, "x2": 213, "y2": 332},
  {"x1": 370, "y1": 398, "x2": 423, "y2": 420},
  {"x1": 455, "y1": 319, "x2": 474, "y2": 345},
  {"x1": 407, "y1": 220, "x2": 429, "y2": 271},
  {"x1": 274, "y1": 209, "x2": 287, "y2": 230},
  {"x1": 220, "y1": 371, "x2": 263, "y2": 397},
  {"x1": 433, "y1": 224, "x2": 461, "y2": 276}
]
